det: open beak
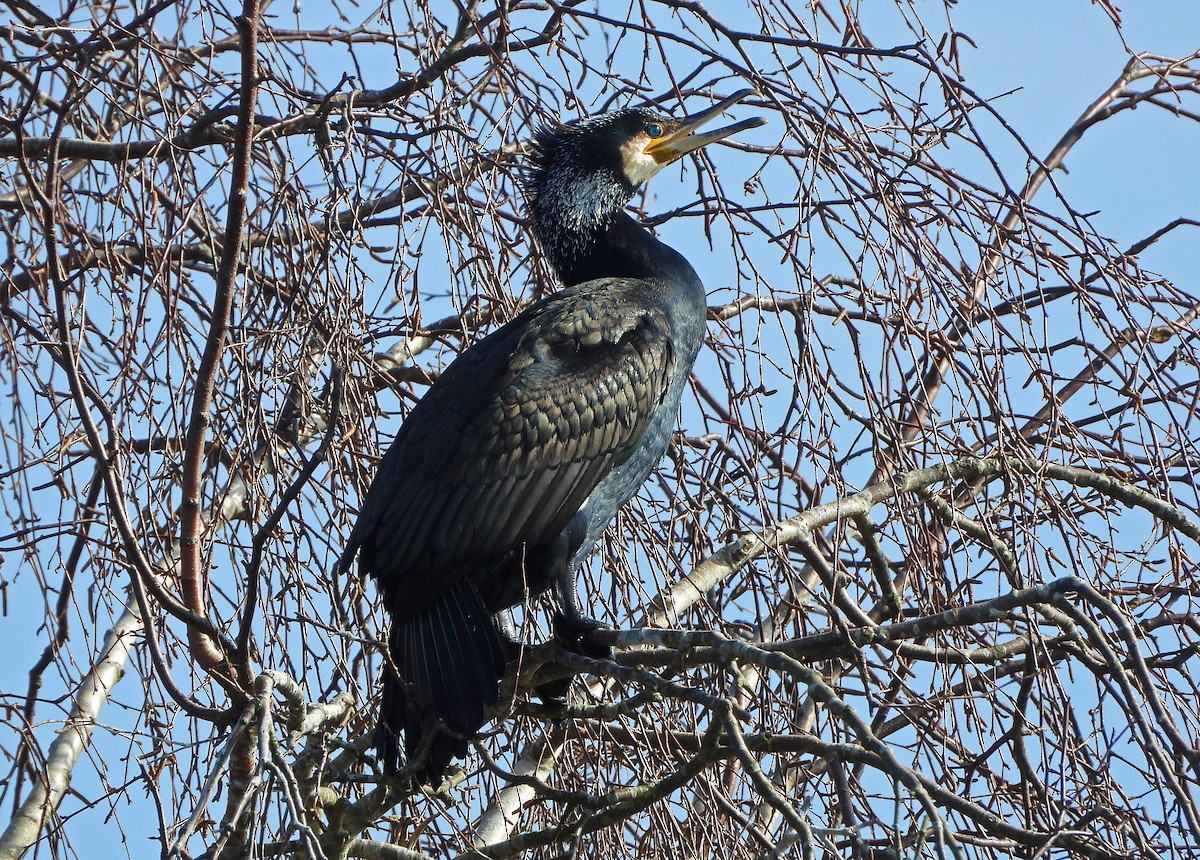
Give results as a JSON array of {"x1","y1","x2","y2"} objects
[{"x1": 643, "y1": 89, "x2": 766, "y2": 164}]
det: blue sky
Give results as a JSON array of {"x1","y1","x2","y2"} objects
[{"x1": 951, "y1": 1, "x2": 1200, "y2": 284}]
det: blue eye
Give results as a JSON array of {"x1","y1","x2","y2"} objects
[{"x1": 646, "y1": 123, "x2": 664, "y2": 138}]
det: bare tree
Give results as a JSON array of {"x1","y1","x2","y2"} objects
[{"x1": 2, "y1": 1, "x2": 1199, "y2": 858}]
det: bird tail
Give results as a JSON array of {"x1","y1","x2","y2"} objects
[{"x1": 376, "y1": 577, "x2": 506, "y2": 784}]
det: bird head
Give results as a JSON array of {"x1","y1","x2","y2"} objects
[
  {"x1": 619, "y1": 89, "x2": 767, "y2": 186},
  {"x1": 524, "y1": 90, "x2": 764, "y2": 280},
  {"x1": 526, "y1": 90, "x2": 765, "y2": 216}
]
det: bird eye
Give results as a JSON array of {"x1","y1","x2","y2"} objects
[{"x1": 645, "y1": 123, "x2": 664, "y2": 138}]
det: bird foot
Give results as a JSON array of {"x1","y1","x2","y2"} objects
[
  {"x1": 552, "y1": 611, "x2": 612, "y2": 659},
  {"x1": 532, "y1": 674, "x2": 573, "y2": 706},
  {"x1": 540, "y1": 613, "x2": 612, "y2": 705}
]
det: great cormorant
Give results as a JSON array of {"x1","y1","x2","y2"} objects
[{"x1": 339, "y1": 91, "x2": 764, "y2": 784}]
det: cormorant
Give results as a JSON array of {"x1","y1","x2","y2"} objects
[{"x1": 339, "y1": 91, "x2": 764, "y2": 784}]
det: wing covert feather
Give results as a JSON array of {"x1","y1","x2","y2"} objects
[{"x1": 350, "y1": 279, "x2": 678, "y2": 611}]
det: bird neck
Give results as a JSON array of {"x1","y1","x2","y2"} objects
[{"x1": 539, "y1": 210, "x2": 703, "y2": 294}]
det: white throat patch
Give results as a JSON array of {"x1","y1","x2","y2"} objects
[{"x1": 621, "y1": 136, "x2": 667, "y2": 187}]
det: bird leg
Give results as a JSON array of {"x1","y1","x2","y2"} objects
[
  {"x1": 551, "y1": 564, "x2": 612, "y2": 659},
  {"x1": 493, "y1": 608, "x2": 525, "y2": 663}
]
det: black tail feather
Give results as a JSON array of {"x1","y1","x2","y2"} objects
[{"x1": 376, "y1": 578, "x2": 506, "y2": 784}]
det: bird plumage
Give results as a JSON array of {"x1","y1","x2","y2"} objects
[{"x1": 339, "y1": 91, "x2": 763, "y2": 784}]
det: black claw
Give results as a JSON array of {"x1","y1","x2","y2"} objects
[{"x1": 552, "y1": 611, "x2": 612, "y2": 659}]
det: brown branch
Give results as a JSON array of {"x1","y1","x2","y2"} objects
[
  {"x1": 872, "y1": 53, "x2": 1200, "y2": 484},
  {"x1": 177, "y1": 0, "x2": 262, "y2": 694},
  {"x1": 24, "y1": 79, "x2": 230, "y2": 723}
]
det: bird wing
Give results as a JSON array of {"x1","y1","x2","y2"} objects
[{"x1": 343, "y1": 278, "x2": 678, "y2": 615}]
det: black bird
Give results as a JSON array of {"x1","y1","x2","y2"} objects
[{"x1": 339, "y1": 91, "x2": 764, "y2": 784}]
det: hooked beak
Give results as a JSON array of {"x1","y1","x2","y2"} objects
[{"x1": 643, "y1": 89, "x2": 766, "y2": 164}]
